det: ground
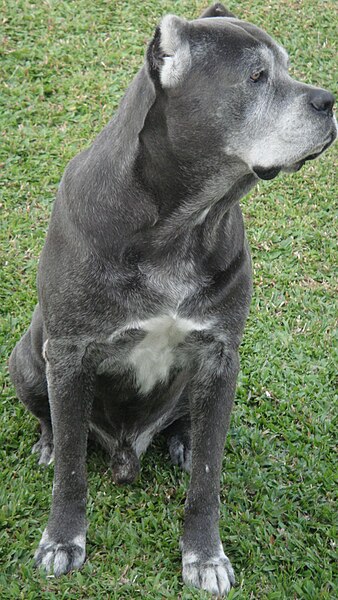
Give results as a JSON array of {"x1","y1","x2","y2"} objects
[{"x1": 1, "y1": 1, "x2": 337, "y2": 598}]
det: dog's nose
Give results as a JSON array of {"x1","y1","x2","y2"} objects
[{"x1": 309, "y1": 89, "x2": 335, "y2": 116}]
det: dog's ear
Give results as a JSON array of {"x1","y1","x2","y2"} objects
[
  {"x1": 147, "y1": 15, "x2": 191, "y2": 89},
  {"x1": 200, "y1": 3, "x2": 236, "y2": 18}
]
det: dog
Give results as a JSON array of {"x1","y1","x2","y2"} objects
[{"x1": 9, "y1": 3, "x2": 336, "y2": 596}]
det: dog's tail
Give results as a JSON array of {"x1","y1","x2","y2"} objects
[{"x1": 111, "y1": 443, "x2": 140, "y2": 484}]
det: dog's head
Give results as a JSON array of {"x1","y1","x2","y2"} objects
[{"x1": 147, "y1": 3, "x2": 336, "y2": 180}]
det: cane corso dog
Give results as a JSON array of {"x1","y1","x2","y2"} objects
[{"x1": 9, "y1": 2, "x2": 336, "y2": 595}]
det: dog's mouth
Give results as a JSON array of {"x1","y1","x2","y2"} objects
[
  {"x1": 289, "y1": 131, "x2": 337, "y2": 172},
  {"x1": 253, "y1": 130, "x2": 337, "y2": 180}
]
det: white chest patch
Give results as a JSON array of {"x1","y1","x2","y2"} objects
[{"x1": 128, "y1": 314, "x2": 212, "y2": 394}]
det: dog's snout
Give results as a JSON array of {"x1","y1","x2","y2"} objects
[{"x1": 309, "y1": 89, "x2": 335, "y2": 116}]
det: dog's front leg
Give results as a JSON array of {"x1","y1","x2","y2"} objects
[
  {"x1": 34, "y1": 339, "x2": 95, "y2": 576},
  {"x1": 182, "y1": 335, "x2": 238, "y2": 596}
]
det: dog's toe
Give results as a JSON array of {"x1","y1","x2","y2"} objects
[
  {"x1": 183, "y1": 557, "x2": 235, "y2": 596},
  {"x1": 34, "y1": 531, "x2": 85, "y2": 576}
]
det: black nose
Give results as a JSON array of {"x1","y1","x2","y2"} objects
[{"x1": 309, "y1": 89, "x2": 335, "y2": 115}]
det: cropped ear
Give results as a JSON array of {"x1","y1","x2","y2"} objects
[
  {"x1": 147, "y1": 15, "x2": 191, "y2": 89},
  {"x1": 200, "y1": 3, "x2": 236, "y2": 18}
]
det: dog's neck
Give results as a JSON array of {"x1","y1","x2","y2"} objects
[
  {"x1": 134, "y1": 90, "x2": 257, "y2": 247},
  {"x1": 66, "y1": 68, "x2": 257, "y2": 260}
]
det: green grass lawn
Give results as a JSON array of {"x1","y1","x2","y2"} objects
[{"x1": 1, "y1": 1, "x2": 337, "y2": 598}]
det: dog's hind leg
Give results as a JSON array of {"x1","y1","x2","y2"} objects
[
  {"x1": 165, "y1": 415, "x2": 192, "y2": 473},
  {"x1": 8, "y1": 304, "x2": 53, "y2": 465}
]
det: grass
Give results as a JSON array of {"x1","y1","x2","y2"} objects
[{"x1": 1, "y1": 0, "x2": 337, "y2": 598}]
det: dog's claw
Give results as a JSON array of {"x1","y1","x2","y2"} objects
[{"x1": 183, "y1": 558, "x2": 235, "y2": 596}]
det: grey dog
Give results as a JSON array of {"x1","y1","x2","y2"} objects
[{"x1": 9, "y1": 3, "x2": 336, "y2": 596}]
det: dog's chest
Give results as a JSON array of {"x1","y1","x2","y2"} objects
[
  {"x1": 125, "y1": 314, "x2": 210, "y2": 394},
  {"x1": 103, "y1": 261, "x2": 212, "y2": 394},
  {"x1": 139, "y1": 259, "x2": 200, "y2": 306}
]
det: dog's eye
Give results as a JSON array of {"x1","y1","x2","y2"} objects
[{"x1": 250, "y1": 70, "x2": 264, "y2": 82}]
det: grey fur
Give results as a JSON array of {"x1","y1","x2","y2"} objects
[{"x1": 9, "y1": 3, "x2": 336, "y2": 596}]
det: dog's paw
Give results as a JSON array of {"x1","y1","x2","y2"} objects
[
  {"x1": 168, "y1": 435, "x2": 192, "y2": 473},
  {"x1": 34, "y1": 530, "x2": 85, "y2": 576},
  {"x1": 182, "y1": 553, "x2": 235, "y2": 596},
  {"x1": 32, "y1": 434, "x2": 54, "y2": 466}
]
